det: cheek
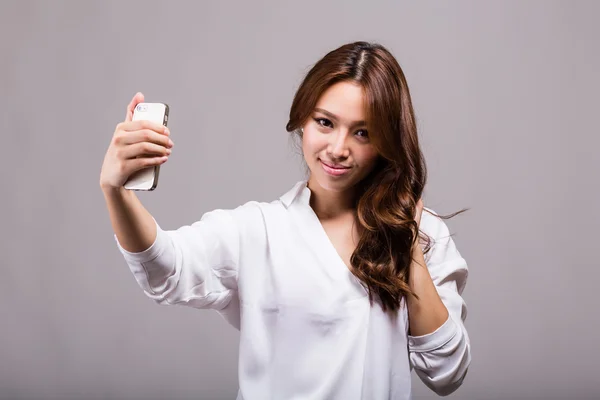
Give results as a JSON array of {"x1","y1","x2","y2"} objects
[
  {"x1": 355, "y1": 147, "x2": 378, "y2": 166},
  {"x1": 301, "y1": 129, "x2": 325, "y2": 157}
]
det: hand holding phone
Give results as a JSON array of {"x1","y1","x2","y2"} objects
[
  {"x1": 99, "y1": 93, "x2": 173, "y2": 192},
  {"x1": 123, "y1": 102, "x2": 170, "y2": 190}
]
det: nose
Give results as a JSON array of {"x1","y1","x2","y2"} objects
[{"x1": 327, "y1": 130, "x2": 350, "y2": 160}]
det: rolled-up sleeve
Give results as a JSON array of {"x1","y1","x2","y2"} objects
[
  {"x1": 114, "y1": 208, "x2": 240, "y2": 312},
  {"x1": 408, "y1": 213, "x2": 471, "y2": 396}
]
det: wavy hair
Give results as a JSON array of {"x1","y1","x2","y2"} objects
[{"x1": 286, "y1": 41, "x2": 469, "y2": 313}]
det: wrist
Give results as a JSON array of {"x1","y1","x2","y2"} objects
[
  {"x1": 411, "y1": 240, "x2": 425, "y2": 265},
  {"x1": 101, "y1": 184, "x2": 129, "y2": 198}
]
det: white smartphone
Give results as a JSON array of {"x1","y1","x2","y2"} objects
[{"x1": 123, "y1": 102, "x2": 170, "y2": 191}]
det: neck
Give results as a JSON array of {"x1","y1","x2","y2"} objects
[{"x1": 306, "y1": 176, "x2": 356, "y2": 220}]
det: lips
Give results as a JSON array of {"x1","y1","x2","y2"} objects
[
  {"x1": 320, "y1": 160, "x2": 350, "y2": 169},
  {"x1": 319, "y1": 159, "x2": 352, "y2": 177}
]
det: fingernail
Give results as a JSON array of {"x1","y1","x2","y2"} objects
[
  {"x1": 165, "y1": 128, "x2": 170, "y2": 135},
  {"x1": 168, "y1": 139, "x2": 174, "y2": 147}
]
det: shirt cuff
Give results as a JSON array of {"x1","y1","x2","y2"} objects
[
  {"x1": 113, "y1": 217, "x2": 170, "y2": 264},
  {"x1": 408, "y1": 314, "x2": 458, "y2": 352}
]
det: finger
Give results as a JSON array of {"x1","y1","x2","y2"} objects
[
  {"x1": 121, "y1": 142, "x2": 172, "y2": 160},
  {"x1": 120, "y1": 119, "x2": 169, "y2": 135},
  {"x1": 130, "y1": 155, "x2": 169, "y2": 172},
  {"x1": 119, "y1": 129, "x2": 173, "y2": 148},
  {"x1": 122, "y1": 155, "x2": 168, "y2": 177},
  {"x1": 125, "y1": 92, "x2": 145, "y2": 122}
]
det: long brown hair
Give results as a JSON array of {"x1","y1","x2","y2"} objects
[{"x1": 286, "y1": 41, "x2": 469, "y2": 314}]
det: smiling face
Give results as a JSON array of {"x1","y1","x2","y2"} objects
[{"x1": 301, "y1": 81, "x2": 380, "y2": 196}]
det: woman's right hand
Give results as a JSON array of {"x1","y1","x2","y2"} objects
[{"x1": 99, "y1": 92, "x2": 174, "y2": 191}]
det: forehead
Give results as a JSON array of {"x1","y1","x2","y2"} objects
[{"x1": 315, "y1": 81, "x2": 366, "y2": 122}]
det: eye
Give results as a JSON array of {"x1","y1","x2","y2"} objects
[
  {"x1": 355, "y1": 129, "x2": 369, "y2": 139},
  {"x1": 313, "y1": 117, "x2": 333, "y2": 128}
]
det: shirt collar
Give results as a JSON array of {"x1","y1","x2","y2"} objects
[{"x1": 280, "y1": 180, "x2": 310, "y2": 208}]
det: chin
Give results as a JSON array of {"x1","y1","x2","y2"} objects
[
  {"x1": 311, "y1": 167, "x2": 357, "y2": 193},
  {"x1": 316, "y1": 179, "x2": 348, "y2": 193}
]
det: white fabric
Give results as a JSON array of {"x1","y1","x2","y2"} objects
[{"x1": 114, "y1": 180, "x2": 471, "y2": 399}]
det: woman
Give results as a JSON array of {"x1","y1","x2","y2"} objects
[{"x1": 100, "y1": 41, "x2": 471, "y2": 399}]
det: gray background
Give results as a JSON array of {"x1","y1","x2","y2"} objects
[{"x1": 1, "y1": 0, "x2": 598, "y2": 399}]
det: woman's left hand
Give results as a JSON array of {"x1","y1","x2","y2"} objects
[{"x1": 415, "y1": 198, "x2": 424, "y2": 228}]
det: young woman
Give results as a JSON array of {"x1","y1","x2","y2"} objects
[{"x1": 100, "y1": 41, "x2": 471, "y2": 400}]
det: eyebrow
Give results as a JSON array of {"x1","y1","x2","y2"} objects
[{"x1": 314, "y1": 108, "x2": 366, "y2": 127}]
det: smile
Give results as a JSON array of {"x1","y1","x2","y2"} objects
[{"x1": 319, "y1": 159, "x2": 351, "y2": 176}]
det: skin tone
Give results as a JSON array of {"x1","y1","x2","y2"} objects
[
  {"x1": 302, "y1": 81, "x2": 378, "y2": 218},
  {"x1": 301, "y1": 81, "x2": 449, "y2": 336}
]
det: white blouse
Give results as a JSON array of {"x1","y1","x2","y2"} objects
[{"x1": 114, "y1": 180, "x2": 471, "y2": 399}]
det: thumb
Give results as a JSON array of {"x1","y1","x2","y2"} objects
[{"x1": 125, "y1": 92, "x2": 145, "y2": 122}]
